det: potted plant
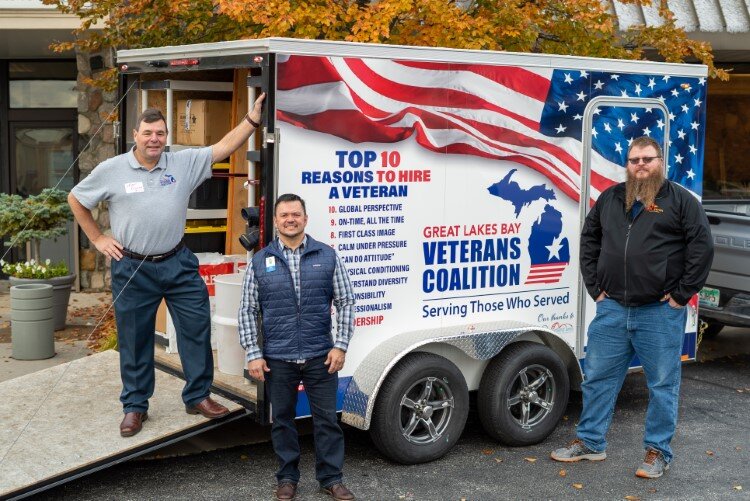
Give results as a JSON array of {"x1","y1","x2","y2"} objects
[{"x1": 0, "y1": 188, "x2": 76, "y2": 330}]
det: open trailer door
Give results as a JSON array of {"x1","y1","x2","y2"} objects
[{"x1": 0, "y1": 350, "x2": 244, "y2": 500}]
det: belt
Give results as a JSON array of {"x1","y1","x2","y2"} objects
[{"x1": 121, "y1": 242, "x2": 184, "y2": 263}]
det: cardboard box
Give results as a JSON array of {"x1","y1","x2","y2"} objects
[{"x1": 176, "y1": 99, "x2": 232, "y2": 146}]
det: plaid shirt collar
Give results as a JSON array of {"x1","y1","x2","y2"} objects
[{"x1": 277, "y1": 235, "x2": 308, "y2": 254}]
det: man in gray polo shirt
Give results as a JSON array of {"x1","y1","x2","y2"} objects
[{"x1": 69, "y1": 93, "x2": 265, "y2": 437}]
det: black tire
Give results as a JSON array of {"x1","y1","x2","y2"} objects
[
  {"x1": 478, "y1": 342, "x2": 569, "y2": 446},
  {"x1": 700, "y1": 318, "x2": 724, "y2": 338},
  {"x1": 370, "y1": 352, "x2": 469, "y2": 464}
]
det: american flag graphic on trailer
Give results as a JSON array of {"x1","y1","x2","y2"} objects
[{"x1": 276, "y1": 55, "x2": 707, "y2": 204}]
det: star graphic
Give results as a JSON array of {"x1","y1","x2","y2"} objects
[
  {"x1": 677, "y1": 129, "x2": 686, "y2": 139},
  {"x1": 694, "y1": 98, "x2": 702, "y2": 107},
  {"x1": 614, "y1": 142, "x2": 623, "y2": 153},
  {"x1": 656, "y1": 119, "x2": 665, "y2": 130},
  {"x1": 645, "y1": 107, "x2": 653, "y2": 113},
  {"x1": 594, "y1": 80, "x2": 604, "y2": 90},
  {"x1": 657, "y1": 95, "x2": 666, "y2": 103},
  {"x1": 591, "y1": 127, "x2": 598, "y2": 138},
  {"x1": 668, "y1": 112, "x2": 676, "y2": 122},
  {"x1": 580, "y1": 70, "x2": 589, "y2": 78},
  {"x1": 545, "y1": 236, "x2": 564, "y2": 261},
  {"x1": 555, "y1": 124, "x2": 567, "y2": 134},
  {"x1": 576, "y1": 91, "x2": 587, "y2": 101},
  {"x1": 674, "y1": 153, "x2": 684, "y2": 164},
  {"x1": 698, "y1": 77, "x2": 706, "y2": 85},
  {"x1": 564, "y1": 73, "x2": 574, "y2": 84},
  {"x1": 594, "y1": 107, "x2": 601, "y2": 115},
  {"x1": 663, "y1": 75, "x2": 671, "y2": 82},
  {"x1": 689, "y1": 144, "x2": 697, "y2": 154},
  {"x1": 611, "y1": 74, "x2": 620, "y2": 80},
  {"x1": 627, "y1": 137, "x2": 634, "y2": 146},
  {"x1": 648, "y1": 78, "x2": 656, "y2": 89},
  {"x1": 573, "y1": 113, "x2": 583, "y2": 121},
  {"x1": 558, "y1": 101, "x2": 569, "y2": 112},
  {"x1": 617, "y1": 118, "x2": 626, "y2": 130},
  {"x1": 681, "y1": 104, "x2": 689, "y2": 114},
  {"x1": 630, "y1": 112, "x2": 639, "y2": 123},
  {"x1": 691, "y1": 121, "x2": 700, "y2": 130},
  {"x1": 687, "y1": 169, "x2": 696, "y2": 179},
  {"x1": 620, "y1": 89, "x2": 629, "y2": 98},
  {"x1": 642, "y1": 127, "x2": 652, "y2": 136},
  {"x1": 635, "y1": 83, "x2": 642, "y2": 96},
  {"x1": 671, "y1": 88, "x2": 680, "y2": 97},
  {"x1": 683, "y1": 84, "x2": 692, "y2": 92},
  {"x1": 604, "y1": 122, "x2": 612, "y2": 133}
]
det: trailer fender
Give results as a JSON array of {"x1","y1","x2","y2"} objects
[{"x1": 341, "y1": 320, "x2": 578, "y2": 429}]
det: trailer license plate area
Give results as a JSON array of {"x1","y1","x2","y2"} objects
[{"x1": 699, "y1": 287, "x2": 720, "y2": 308}]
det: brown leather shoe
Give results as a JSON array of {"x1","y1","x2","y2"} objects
[
  {"x1": 120, "y1": 411, "x2": 147, "y2": 437},
  {"x1": 275, "y1": 482, "x2": 297, "y2": 500},
  {"x1": 322, "y1": 483, "x2": 355, "y2": 500},
  {"x1": 185, "y1": 397, "x2": 230, "y2": 419}
]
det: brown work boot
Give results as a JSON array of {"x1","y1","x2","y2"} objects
[
  {"x1": 185, "y1": 397, "x2": 230, "y2": 418},
  {"x1": 120, "y1": 411, "x2": 148, "y2": 437},
  {"x1": 322, "y1": 483, "x2": 355, "y2": 500},
  {"x1": 275, "y1": 482, "x2": 297, "y2": 500}
]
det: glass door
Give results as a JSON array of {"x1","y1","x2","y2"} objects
[{"x1": 8, "y1": 122, "x2": 77, "y2": 270}]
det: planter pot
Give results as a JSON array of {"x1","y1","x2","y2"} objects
[
  {"x1": 9, "y1": 274, "x2": 77, "y2": 331},
  {"x1": 10, "y1": 283, "x2": 55, "y2": 360}
]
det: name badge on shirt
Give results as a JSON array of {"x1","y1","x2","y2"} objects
[
  {"x1": 124, "y1": 182, "x2": 145, "y2": 193},
  {"x1": 265, "y1": 256, "x2": 276, "y2": 272}
]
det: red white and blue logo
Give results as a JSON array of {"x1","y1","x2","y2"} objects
[{"x1": 488, "y1": 169, "x2": 570, "y2": 284}]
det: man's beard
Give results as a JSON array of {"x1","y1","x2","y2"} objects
[{"x1": 625, "y1": 168, "x2": 665, "y2": 211}]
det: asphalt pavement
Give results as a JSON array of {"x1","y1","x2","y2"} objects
[{"x1": 38, "y1": 332, "x2": 749, "y2": 501}]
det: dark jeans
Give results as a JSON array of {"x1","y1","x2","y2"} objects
[
  {"x1": 111, "y1": 247, "x2": 213, "y2": 413},
  {"x1": 266, "y1": 355, "x2": 344, "y2": 488}
]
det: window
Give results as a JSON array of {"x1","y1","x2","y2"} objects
[
  {"x1": 703, "y1": 75, "x2": 750, "y2": 200},
  {"x1": 9, "y1": 61, "x2": 77, "y2": 109}
]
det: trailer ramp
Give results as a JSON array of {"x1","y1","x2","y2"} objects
[{"x1": 0, "y1": 350, "x2": 244, "y2": 500}]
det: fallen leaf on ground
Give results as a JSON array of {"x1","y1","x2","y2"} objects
[
  {"x1": 559, "y1": 469, "x2": 567, "y2": 477},
  {"x1": 706, "y1": 450, "x2": 715, "y2": 456},
  {"x1": 624, "y1": 496, "x2": 641, "y2": 501},
  {"x1": 524, "y1": 457, "x2": 537, "y2": 463},
  {"x1": 736, "y1": 447, "x2": 742, "y2": 451},
  {"x1": 240, "y1": 454, "x2": 248, "y2": 460},
  {"x1": 562, "y1": 415, "x2": 569, "y2": 421},
  {"x1": 494, "y1": 458, "x2": 504, "y2": 463},
  {"x1": 733, "y1": 485, "x2": 742, "y2": 491},
  {"x1": 572, "y1": 483, "x2": 583, "y2": 489},
  {"x1": 481, "y1": 449, "x2": 494, "y2": 455}
]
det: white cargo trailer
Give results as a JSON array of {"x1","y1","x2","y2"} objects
[{"x1": 1, "y1": 38, "x2": 708, "y2": 498}]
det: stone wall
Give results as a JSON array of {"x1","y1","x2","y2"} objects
[{"x1": 75, "y1": 49, "x2": 117, "y2": 291}]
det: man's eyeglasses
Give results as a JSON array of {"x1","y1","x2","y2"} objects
[{"x1": 627, "y1": 156, "x2": 661, "y2": 165}]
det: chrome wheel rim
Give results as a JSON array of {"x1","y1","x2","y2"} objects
[
  {"x1": 506, "y1": 364, "x2": 556, "y2": 429},
  {"x1": 399, "y1": 376, "x2": 455, "y2": 444}
]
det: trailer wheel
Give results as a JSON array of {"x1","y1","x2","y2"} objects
[
  {"x1": 478, "y1": 342, "x2": 569, "y2": 446},
  {"x1": 370, "y1": 352, "x2": 469, "y2": 464}
]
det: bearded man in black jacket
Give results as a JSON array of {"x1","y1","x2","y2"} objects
[{"x1": 550, "y1": 136, "x2": 713, "y2": 479}]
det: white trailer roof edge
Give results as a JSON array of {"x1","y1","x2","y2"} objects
[{"x1": 117, "y1": 37, "x2": 708, "y2": 78}]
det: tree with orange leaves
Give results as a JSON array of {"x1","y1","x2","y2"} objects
[{"x1": 45, "y1": 0, "x2": 727, "y2": 88}]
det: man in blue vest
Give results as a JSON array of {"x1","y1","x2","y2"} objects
[{"x1": 238, "y1": 193, "x2": 356, "y2": 501}]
